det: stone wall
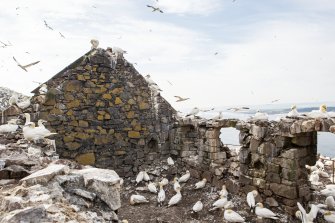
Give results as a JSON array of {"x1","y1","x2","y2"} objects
[{"x1": 30, "y1": 48, "x2": 176, "y2": 177}]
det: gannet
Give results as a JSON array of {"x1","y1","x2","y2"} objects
[
  {"x1": 157, "y1": 182, "x2": 165, "y2": 207},
  {"x1": 178, "y1": 170, "x2": 190, "y2": 183},
  {"x1": 0, "y1": 119, "x2": 18, "y2": 133},
  {"x1": 173, "y1": 177, "x2": 181, "y2": 192},
  {"x1": 309, "y1": 171, "x2": 320, "y2": 184},
  {"x1": 295, "y1": 210, "x2": 303, "y2": 222},
  {"x1": 192, "y1": 200, "x2": 203, "y2": 213},
  {"x1": 167, "y1": 157, "x2": 174, "y2": 166},
  {"x1": 143, "y1": 171, "x2": 150, "y2": 181},
  {"x1": 255, "y1": 203, "x2": 279, "y2": 219},
  {"x1": 186, "y1": 107, "x2": 200, "y2": 117},
  {"x1": 16, "y1": 97, "x2": 31, "y2": 109},
  {"x1": 174, "y1": 96, "x2": 190, "y2": 102},
  {"x1": 90, "y1": 39, "x2": 99, "y2": 49},
  {"x1": 159, "y1": 178, "x2": 168, "y2": 186},
  {"x1": 287, "y1": 105, "x2": 300, "y2": 118},
  {"x1": 326, "y1": 196, "x2": 335, "y2": 210},
  {"x1": 8, "y1": 94, "x2": 18, "y2": 106},
  {"x1": 23, "y1": 122, "x2": 57, "y2": 141},
  {"x1": 136, "y1": 171, "x2": 144, "y2": 185},
  {"x1": 326, "y1": 185, "x2": 335, "y2": 190},
  {"x1": 39, "y1": 84, "x2": 48, "y2": 95},
  {"x1": 130, "y1": 194, "x2": 149, "y2": 205},
  {"x1": 306, "y1": 165, "x2": 318, "y2": 172},
  {"x1": 219, "y1": 185, "x2": 229, "y2": 197},
  {"x1": 211, "y1": 111, "x2": 223, "y2": 120},
  {"x1": 144, "y1": 75, "x2": 157, "y2": 86},
  {"x1": 23, "y1": 113, "x2": 33, "y2": 125},
  {"x1": 297, "y1": 202, "x2": 318, "y2": 223},
  {"x1": 252, "y1": 110, "x2": 269, "y2": 121},
  {"x1": 148, "y1": 182, "x2": 157, "y2": 193},
  {"x1": 209, "y1": 196, "x2": 228, "y2": 211},
  {"x1": 247, "y1": 190, "x2": 258, "y2": 212},
  {"x1": 194, "y1": 178, "x2": 207, "y2": 190},
  {"x1": 307, "y1": 104, "x2": 329, "y2": 118},
  {"x1": 316, "y1": 159, "x2": 325, "y2": 170},
  {"x1": 324, "y1": 211, "x2": 335, "y2": 223},
  {"x1": 317, "y1": 169, "x2": 329, "y2": 178},
  {"x1": 168, "y1": 188, "x2": 182, "y2": 207},
  {"x1": 321, "y1": 188, "x2": 335, "y2": 197},
  {"x1": 13, "y1": 56, "x2": 40, "y2": 72},
  {"x1": 224, "y1": 209, "x2": 245, "y2": 222}
]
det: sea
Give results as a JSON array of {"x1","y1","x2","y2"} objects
[{"x1": 181, "y1": 102, "x2": 335, "y2": 158}]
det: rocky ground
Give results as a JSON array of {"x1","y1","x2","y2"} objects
[{"x1": 0, "y1": 87, "x2": 27, "y2": 111}]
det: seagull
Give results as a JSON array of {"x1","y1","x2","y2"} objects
[
  {"x1": 167, "y1": 157, "x2": 174, "y2": 166},
  {"x1": 59, "y1": 32, "x2": 65, "y2": 38},
  {"x1": 147, "y1": 182, "x2": 157, "y2": 193},
  {"x1": 0, "y1": 40, "x2": 12, "y2": 48},
  {"x1": 194, "y1": 178, "x2": 207, "y2": 189},
  {"x1": 227, "y1": 107, "x2": 250, "y2": 112},
  {"x1": 255, "y1": 203, "x2": 279, "y2": 219},
  {"x1": 214, "y1": 52, "x2": 218, "y2": 55},
  {"x1": 174, "y1": 96, "x2": 190, "y2": 102},
  {"x1": 186, "y1": 107, "x2": 200, "y2": 117},
  {"x1": 309, "y1": 171, "x2": 320, "y2": 184},
  {"x1": 178, "y1": 170, "x2": 190, "y2": 183},
  {"x1": 146, "y1": 5, "x2": 164, "y2": 13},
  {"x1": 192, "y1": 200, "x2": 203, "y2": 213},
  {"x1": 136, "y1": 171, "x2": 144, "y2": 185},
  {"x1": 287, "y1": 105, "x2": 300, "y2": 118},
  {"x1": 13, "y1": 57, "x2": 40, "y2": 72},
  {"x1": 157, "y1": 182, "x2": 165, "y2": 206},
  {"x1": 130, "y1": 194, "x2": 149, "y2": 205},
  {"x1": 0, "y1": 119, "x2": 19, "y2": 133},
  {"x1": 43, "y1": 20, "x2": 53, "y2": 30},
  {"x1": 90, "y1": 39, "x2": 99, "y2": 49},
  {"x1": 247, "y1": 190, "x2": 258, "y2": 212},
  {"x1": 224, "y1": 209, "x2": 245, "y2": 222},
  {"x1": 168, "y1": 188, "x2": 182, "y2": 207}
]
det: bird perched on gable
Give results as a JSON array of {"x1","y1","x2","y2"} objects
[
  {"x1": 90, "y1": 39, "x2": 99, "y2": 49},
  {"x1": 287, "y1": 105, "x2": 300, "y2": 118},
  {"x1": 186, "y1": 107, "x2": 200, "y2": 117},
  {"x1": 39, "y1": 84, "x2": 48, "y2": 95}
]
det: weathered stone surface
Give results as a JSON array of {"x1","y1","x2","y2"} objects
[
  {"x1": 0, "y1": 196, "x2": 23, "y2": 212},
  {"x1": 0, "y1": 205, "x2": 47, "y2": 223},
  {"x1": 75, "y1": 152, "x2": 96, "y2": 165},
  {"x1": 250, "y1": 124, "x2": 267, "y2": 140},
  {"x1": 21, "y1": 164, "x2": 69, "y2": 186},
  {"x1": 265, "y1": 197, "x2": 279, "y2": 207},
  {"x1": 270, "y1": 183, "x2": 297, "y2": 199}
]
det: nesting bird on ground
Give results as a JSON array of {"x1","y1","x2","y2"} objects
[
  {"x1": 178, "y1": 170, "x2": 190, "y2": 183},
  {"x1": 174, "y1": 96, "x2": 190, "y2": 102},
  {"x1": 251, "y1": 110, "x2": 269, "y2": 121},
  {"x1": 211, "y1": 111, "x2": 223, "y2": 120},
  {"x1": 309, "y1": 171, "x2": 320, "y2": 185},
  {"x1": 147, "y1": 182, "x2": 157, "y2": 193},
  {"x1": 255, "y1": 203, "x2": 279, "y2": 219},
  {"x1": 317, "y1": 169, "x2": 330, "y2": 178},
  {"x1": 8, "y1": 94, "x2": 18, "y2": 106},
  {"x1": 186, "y1": 107, "x2": 200, "y2": 117},
  {"x1": 173, "y1": 177, "x2": 181, "y2": 192},
  {"x1": 321, "y1": 188, "x2": 335, "y2": 197},
  {"x1": 192, "y1": 200, "x2": 203, "y2": 213},
  {"x1": 159, "y1": 178, "x2": 168, "y2": 186},
  {"x1": 168, "y1": 188, "x2": 182, "y2": 207},
  {"x1": 209, "y1": 196, "x2": 228, "y2": 211},
  {"x1": 326, "y1": 196, "x2": 335, "y2": 210},
  {"x1": 219, "y1": 185, "x2": 228, "y2": 197},
  {"x1": 224, "y1": 209, "x2": 245, "y2": 222},
  {"x1": 16, "y1": 97, "x2": 31, "y2": 110},
  {"x1": 143, "y1": 171, "x2": 150, "y2": 181},
  {"x1": 307, "y1": 104, "x2": 329, "y2": 118},
  {"x1": 247, "y1": 190, "x2": 258, "y2": 212},
  {"x1": 23, "y1": 122, "x2": 57, "y2": 142},
  {"x1": 287, "y1": 105, "x2": 300, "y2": 118},
  {"x1": 157, "y1": 182, "x2": 165, "y2": 207},
  {"x1": 194, "y1": 178, "x2": 207, "y2": 190},
  {"x1": 324, "y1": 211, "x2": 335, "y2": 223},
  {"x1": 167, "y1": 157, "x2": 174, "y2": 166},
  {"x1": 130, "y1": 194, "x2": 149, "y2": 205},
  {"x1": 297, "y1": 202, "x2": 319, "y2": 223},
  {"x1": 136, "y1": 171, "x2": 144, "y2": 185},
  {"x1": 90, "y1": 39, "x2": 99, "y2": 49},
  {"x1": 0, "y1": 119, "x2": 18, "y2": 133}
]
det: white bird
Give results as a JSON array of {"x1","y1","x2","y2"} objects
[
  {"x1": 148, "y1": 182, "x2": 157, "y2": 193},
  {"x1": 178, "y1": 170, "x2": 190, "y2": 183},
  {"x1": 219, "y1": 185, "x2": 229, "y2": 197},
  {"x1": 321, "y1": 188, "x2": 335, "y2": 197},
  {"x1": 167, "y1": 157, "x2": 174, "y2": 166},
  {"x1": 157, "y1": 182, "x2": 165, "y2": 206},
  {"x1": 143, "y1": 171, "x2": 150, "y2": 181},
  {"x1": 194, "y1": 178, "x2": 207, "y2": 189},
  {"x1": 145, "y1": 74, "x2": 157, "y2": 86},
  {"x1": 192, "y1": 200, "x2": 203, "y2": 213},
  {"x1": 209, "y1": 196, "x2": 228, "y2": 211},
  {"x1": 23, "y1": 122, "x2": 57, "y2": 142},
  {"x1": 211, "y1": 111, "x2": 223, "y2": 120},
  {"x1": 307, "y1": 104, "x2": 329, "y2": 119},
  {"x1": 224, "y1": 209, "x2": 245, "y2": 222},
  {"x1": 297, "y1": 202, "x2": 318, "y2": 223},
  {"x1": 327, "y1": 185, "x2": 335, "y2": 190},
  {"x1": 316, "y1": 159, "x2": 325, "y2": 170},
  {"x1": 174, "y1": 96, "x2": 190, "y2": 102},
  {"x1": 326, "y1": 196, "x2": 335, "y2": 210},
  {"x1": 39, "y1": 84, "x2": 48, "y2": 95},
  {"x1": 255, "y1": 203, "x2": 279, "y2": 219},
  {"x1": 247, "y1": 190, "x2": 258, "y2": 212},
  {"x1": 130, "y1": 194, "x2": 149, "y2": 205},
  {"x1": 136, "y1": 171, "x2": 144, "y2": 185},
  {"x1": 13, "y1": 56, "x2": 40, "y2": 72},
  {"x1": 0, "y1": 119, "x2": 18, "y2": 133},
  {"x1": 23, "y1": 113, "x2": 33, "y2": 125},
  {"x1": 296, "y1": 210, "x2": 303, "y2": 222},
  {"x1": 168, "y1": 188, "x2": 182, "y2": 207},
  {"x1": 159, "y1": 178, "x2": 169, "y2": 186},
  {"x1": 287, "y1": 105, "x2": 300, "y2": 118},
  {"x1": 173, "y1": 177, "x2": 181, "y2": 192},
  {"x1": 309, "y1": 171, "x2": 320, "y2": 184},
  {"x1": 90, "y1": 39, "x2": 99, "y2": 49},
  {"x1": 8, "y1": 94, "x2": 18, "y2": 106},
  {"x1": 324, "y1": 211, "x2": 335, "y2": 223},
  {"x1": 252, "y1": 110, "x2": 269, "y2": 121},
  {"x1": 112, "y1": 47, "x2": 127, "y2": 58},
  {"x1": 318, "y1": 169, "x2": 330, "y2": 178},
  {"x1": 305, "y1": 164, "x2": 318, "y2": 172},
  {"x1": 16, "y1": 97, "x2": 31, "y2": 109},
  {"x1": 186, "y1": 107, "x2": 200, "y2": 117}
]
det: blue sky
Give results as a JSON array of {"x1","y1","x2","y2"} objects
[{"x1": 1, "y1": 0, "x2": 335, "y2": 111}]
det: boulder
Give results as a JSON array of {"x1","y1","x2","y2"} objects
[{"x1": 0, "y1": 205, "x2": 48, "y2": 223}]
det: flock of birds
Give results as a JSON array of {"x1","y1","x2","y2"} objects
[{"x1": 126, "y1": 157, "x2": 283, "y2": 222}]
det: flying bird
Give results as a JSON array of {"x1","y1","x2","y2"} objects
[
  {"x1": 214, "y1": 52, "x2": 218, "y2": 55},
  {"x1": 59, "y1": 32, "x2": 65, "y2": 38},
  {"x1": 270, "y1": 99, "x2": 280, "y2": 103},
  {"x1": 0, "y1": 41, "x2": 12, "y2": 48},
  {"x1": 13, "y1": 57, "x2": 40, "y2": 72},
  {"x1": 43, "y1": 20, "x2": 53, "y2": 30},
  {"x1": 202, "y1": 108, "x2": 215, "y2": 112},
  {"x1": 227, "y1": 107, "x2": 250, "y2": 112},
  {"x1": 174, "y1": 96, "x2": 190, "y2": 102},
  {"x1": 167, "y1": 80, "x2": 173, "y2": 86},
  {"x1": 146, "y1": 5, "x2": 164, "y2": 13}
]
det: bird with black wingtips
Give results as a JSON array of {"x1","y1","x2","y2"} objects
[
  {"x1": 146, "y1": 5, "x2": 163, "y2": 13},
  {"x1": 13, "y1": 57, "x2": 40, "y2": 72}
]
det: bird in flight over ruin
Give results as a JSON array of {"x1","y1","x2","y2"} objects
[
  {"x1": 227, "y1": 107, "x2": 250, "y2": 112},
  {"x1": 146, "y1": 5, "x2": 164, "y2": 13},
  {"x1": 13, "y1": 57, "x2": 40, "y2": 72},
  {"x1": 174, "y1": 96, "x2": 190, "y2": 102},
  {"x1": 270, "y1": 99, "x2": 280, "y2": 103},
  {"x1": 43, "y1": 20, "x2": 53, "y2": 30},
  {"x1": 59, "y1": 32, "x2": 65, "y2": 38},
  {"x1": 0, "y1": 41, "x2": 12, "y2": 48}
]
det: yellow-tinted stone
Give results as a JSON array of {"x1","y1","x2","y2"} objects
[
  {"x1": 128, "y1": 131, "x2": 140, "y2": 139},
  {"x1": 111, "y1": 87, "x2": 123, "y2": 95},
  {"x1": 108, "y1": 129, "x2": 115, "y2": 135},
  {"x1": 92, "y1": 66, "x2": 98, "y2": 71},
  {"x1": 105, "y1": 113, "x2": 111, "y2": 119},
  {"x1": 69, "y1": 120, "x2": 78, "y2": 126},
  {"x1": 134, "y1": 124, "x2": 142, "y2": 131},
  {"x1": 77, "y1": 74, "x2": 85, "y2": 81},
  {"x1": 63, "y1": 135, "x2": 74, "y2": 143},
  {"x1": 112, "y1": 79, "x2": 118, "y2": 83},
  {"x1": 83, "y1": 88, "x2": 92, "y2": 94},
  {"x1": 102, "y1": 94, "x2": 112, "y2": 100},
  {"x1": 128, "y1": 99, "x2": 136, "y2": 105},
  {"x1": 131, "y1": 119, "x2": 138, "y2": 126},
  {"x1": 115, "y1": 97, "x2": 122, "y2": 105},
  {"x1": 78, "y1": 120, "x2": 89, "y2": 127},
  {"x1": 139, "y1": 102, "x2": 149, "y2": 110},
  {"x1": 64, "y1": 80, "x2": 82, "y2": 92},
  {"x1": 66, "y1": 142, "x2": 81, "y2": 150},
  {"x1": 115, "y1": 150, "x2": 126, "y2": 156},
  {"x1": 50, "y1": 108, "x2": 63, "y2": 115},
  {"x1": 85, "y1": 129, "x2": 97, "y2": 134},
  {"x1": 96, "y1": 101, "x2": 105, "y2": 107},
  {"x1": 97, "y1": 111, "x2": 106, "y2": 115},
  {"x1": 75, "y1": 152, "x2": 95, "y2": 165},
  {"x1": 94, "y1": 136, "x2": 111, "y2": 145},
  {"x1": 115, "y1": 133, "x2": 122, "y2": 140},
  {"x1": 108, "y1": 102, "x2": 114, "y2": 106},
  {"x1": 127, "y1": 111, "x2": 135, "y2": 119},
  {"x1": 67, "y1": 100, "x2": 80, "y2": 109},
  {"x1": 84, "y1": 65, "x2": 92, "y2": 70},
  {"x1": 97, "y1": 115, "x2": 104, "y2": 121},
  {"x1": 75, "y1": 132, "x2": 90, "y2": 140}
]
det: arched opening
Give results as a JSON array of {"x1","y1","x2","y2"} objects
[
  {"x1": 317, "y1": 132, "x2": 335, "y2": 158},
  {"x1": 148, "y1": 138, "x2": 158, "y2": 153},
  {"x1": 220, "y1": 127, "x2": 241, "y2": 146}
]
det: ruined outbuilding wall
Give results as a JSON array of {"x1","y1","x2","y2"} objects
[{"x1": 31, "y1": 49, "x2": 176, "y2": 177}]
